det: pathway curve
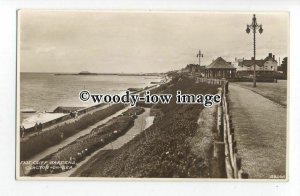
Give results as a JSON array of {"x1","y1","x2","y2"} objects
[
  {"x1": 20, "y1": 106, "x2": 129, "y2": 176},
  {"x1": 35, "y1": 108, "x2": 153, "y2": 177},
  {"x1": 20, "y1": 85, "x2": 160, "y2": 177},
  {"x1": 228, "y1": 83, "x2": 287, "y2": 179}
]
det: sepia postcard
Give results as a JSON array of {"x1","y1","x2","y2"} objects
[{"x1": 16, "y1": 10, "x2": 289, "y2": 180}]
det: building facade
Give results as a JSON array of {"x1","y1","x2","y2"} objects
[{"x1": 233, "y1": 53, "x2": 278, "y2": 76}]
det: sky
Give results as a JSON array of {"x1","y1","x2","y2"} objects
[{"x1": 19, "y1": 11, "x2": 289, "y2": 73}]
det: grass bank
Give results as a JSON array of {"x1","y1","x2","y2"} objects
[{"x1": 72, "y1": 75, "x2": 220, "y2": 178}]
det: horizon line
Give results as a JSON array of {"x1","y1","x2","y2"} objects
[{"x1": 20, "y1": 71, "x2": 166, "y2": 74}]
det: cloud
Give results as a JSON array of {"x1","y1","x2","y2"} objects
[{"x1": 19, "y1": 11, "x2": 289, "y2": 73}]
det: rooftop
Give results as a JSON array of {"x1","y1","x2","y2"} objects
[
  {"x1": 238, "y1": 53, "x2": 278, "y2": 67},
  {"x1": 206, "y1": 57, "x2": 235, "y2": 69}
]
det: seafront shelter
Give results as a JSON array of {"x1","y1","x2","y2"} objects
[{"x1": 205, "y1": 57, "x2": 236, "y2": 79}]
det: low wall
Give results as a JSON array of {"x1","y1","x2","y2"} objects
[
  {"x1": 22, "y1": 103, "x2": 105, "y2": 134},
  {"x1": 198, "y1": 77, "x2": 248, "y2": 179}
]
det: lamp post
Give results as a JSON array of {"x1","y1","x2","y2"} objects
[
  {"x1": 246, "y1": 14, "x2": 263, "y2": 87},
  {"x1": 196, "y1": 50, "x2": 204, "y2": 76},
  {"x1": 196, "y1": 50, "x2": 203, "y2": 67}
]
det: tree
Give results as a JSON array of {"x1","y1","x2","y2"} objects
[{"x1": 281, "y1": 57, "x2": 287, "y2": 77}]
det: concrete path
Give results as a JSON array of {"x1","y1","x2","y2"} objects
[{"x1": 228, "y1": 83, "x2": 287, "y2": 179}]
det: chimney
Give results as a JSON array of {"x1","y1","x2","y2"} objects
[
  {"x1": 269, "y1": 53, "x2": 272, "y2": 58},
  {"x1": 251, "y1": 57, "x2": 254, "y2": 60},
  {"x1": 273, "y1": 55, "x2": 275, "y2": 60}
]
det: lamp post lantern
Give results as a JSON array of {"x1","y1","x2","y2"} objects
[{"x1": 246, "y1": 14, "x2": 263, "y2": 87}]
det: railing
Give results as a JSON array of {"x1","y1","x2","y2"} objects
[
  {"x1": 197, "y1": 77, "x2": 248, "y2": 179},
  {"x1": 197, "y1": 77, "x2": 224, "y2": 85}
]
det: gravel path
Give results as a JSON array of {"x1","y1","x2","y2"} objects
[{"x1": 228, "y1": 83, "x2": 287, "y2": 179}]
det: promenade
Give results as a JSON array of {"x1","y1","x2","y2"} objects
[
  {"x1": 228, "y1": 83, "x2": 287, "y2": 179},
  {"x1": 21, "y1": 104, "x2": 108, "y2": 140}
]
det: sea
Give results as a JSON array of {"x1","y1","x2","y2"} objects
[{"x1": 20, "y1": 73, "x2": 162, "y2": 126}]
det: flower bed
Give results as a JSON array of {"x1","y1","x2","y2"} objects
[
  {"x1": 28, "y1": 107, "x2": 145, "y2": 175},
  {"x1": 20, "y1": 104, "x2": 125, "y2": 161}
]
